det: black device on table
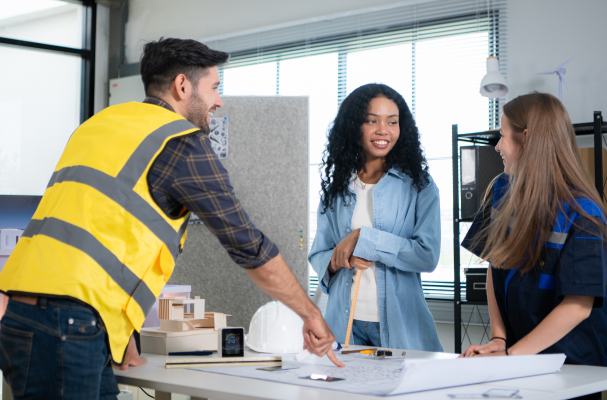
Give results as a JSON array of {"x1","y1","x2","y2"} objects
[
  {"x1": 218, "y1": 327, "x2": 244, "y2": 357},
  {"x1": 168, "y1": 351, "x2": 213, "y2": 356}
]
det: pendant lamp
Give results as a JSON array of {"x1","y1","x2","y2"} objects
[{"x1": 480, "y1": 56, "x2": 508, "y2": 98}]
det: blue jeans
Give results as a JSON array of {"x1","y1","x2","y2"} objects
[
  {"x1": 351, "y1": 320, "x2": 381, "y2": 347},
  {"x1": 0, "y1": 297, "x2": 119, "y2": 400}
]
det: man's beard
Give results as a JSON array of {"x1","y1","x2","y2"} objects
[{"x1": 185, "y1": 88, "x2": 210, "y2": 133}]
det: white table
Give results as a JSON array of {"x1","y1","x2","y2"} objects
[{"x1": 113, "y1": 348, "x2": 607, "y2": 400}]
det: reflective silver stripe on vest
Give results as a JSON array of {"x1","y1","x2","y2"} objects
[
  {"x1": 492, "y1": 208, "x2": 568, "y2": 245},
  {"x1": 46, "y1": 119, "x2": 197, "y2": 262},
  {"x1": 177, "y1": 215, "x2": 190, "y2": 240},
  {"x1": 491, "y1": 208, "x2": 515, "y2": 229},
  {"x1": 22, "y1": 217, "x2": 156, "y2": 317},
  {"x1": 547, "y1": 231, "x2": 568, "y2": 245},
  {"x1": 117, "y1": 119, "x2": 198, "y2": 188},
  {"x1": 47, "y1": 165, "x2": 182, "y2": 261},
  {"x1": 35, "y1": 119, "x2": 197, "y2": 317}
]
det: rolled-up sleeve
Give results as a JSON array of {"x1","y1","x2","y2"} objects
[
  {"x1": 163, "y1": 133, "x2": 279, "y2": 269},
  {"x1": 558, "y1": 216, "x2": 607, "y2": 307}
]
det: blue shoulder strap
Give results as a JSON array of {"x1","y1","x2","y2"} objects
[
  {"x1": 493, "y1": 181, "x2": 606, "y2": 307},
  {"x1": 547, "y1": 197, "x2": 606, "y2": 249},
  {"x1": 490, "y1": 174, "x2": 510, "y2": 218}
]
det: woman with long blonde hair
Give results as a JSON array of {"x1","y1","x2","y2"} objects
[{"x1": 462, "y1": 92, "x2": 607, "y2": 367}]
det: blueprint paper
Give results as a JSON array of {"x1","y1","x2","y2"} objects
[
  {"x1": 190, "y1": 352, "x2": 565, "y2": 396},
  {"x1": 193, "y1": 353, "x2": 409, "y2": 395}
]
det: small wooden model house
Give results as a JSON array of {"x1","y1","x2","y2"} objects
[
  {"x1": 158, "y1": 296, "x2": 206, "y2": 331},
  {"x1": 140, "y1": 295, "x2": 230, "y2": 355}
]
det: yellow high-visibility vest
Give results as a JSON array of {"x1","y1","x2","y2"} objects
[{"x1": 0, "y1": 102, "x2": 199, "y2": 363}]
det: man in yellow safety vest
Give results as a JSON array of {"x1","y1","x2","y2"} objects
[{"x1": 0, "y1": 38, "x2": 342, "y2": 399}]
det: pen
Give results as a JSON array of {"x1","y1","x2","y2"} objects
[{"x1": 168, "y1": 351, "x2": 214, "y2": 356}]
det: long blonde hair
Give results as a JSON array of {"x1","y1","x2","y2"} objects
[{"x1": 479, "y1": 92, "x2": 607, "y2": 273}]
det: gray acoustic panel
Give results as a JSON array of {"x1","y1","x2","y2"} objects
[{"x1": 169, "y1": 96, "x2": 309, "y2": 332}]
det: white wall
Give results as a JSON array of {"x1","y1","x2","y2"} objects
[
  {"x1": 125, "y1": 0, "x2": 607, "y2": 123},
  {"x1": 506, "y1": 0, "x2": 607, "y2": 123},
  {"x1": 125, "y1": 0, "x2": 410, "y2": 63}
]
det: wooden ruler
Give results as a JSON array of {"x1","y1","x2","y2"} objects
[
  {"x1": 344, "y1": 268, "x2": 363, "y2": 348},
  {"x1": 166, "y1": 361, "x2": 281, "y2": 369},
  {"x1": 166, "y1": 356, "x2": 281, "y2": 369}
]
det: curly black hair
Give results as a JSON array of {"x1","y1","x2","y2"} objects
[{"x1": 320, "y1": 83, "x2": 429, "y2": 213}]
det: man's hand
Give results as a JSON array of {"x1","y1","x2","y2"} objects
[
  {"x1": 114, "y1": 334, "x2": 148, "y2": 371},
  {"x1": 246, "y1": 254, "x2": 344, "y2": 367},
  {"x1": 302, "y1": 317, "x2": 345, "y2": 367},
  {"x1": 331, "y1": 229, "x2": 361, "y2": 271}
]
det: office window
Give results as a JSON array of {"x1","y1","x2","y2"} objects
[
  {"x1": 0, "y1": 0, "x2": 96, "y2": 196},
  {"x1": 0, "y1": 0, "x2": 84, "y2": 48},
  {"x1": 220, "y1": 12, "x2": 504, "y2": 297},
  {"x1": 223, "y1": 62, "x2": 276, "y2": 96},
  {"x1": 415, "y1": 31, "x2": 491, "y2": 284},
  {"x1": 279, "y1": 54, "x2": 339, "y2": 165},
  {"x1": 279, "y1": 54, "x2": 339, "y2": 297},
  {"x1": 0, "y1": 46, "x2": 81, "y2": 195},
  {"x1": 346, "y1": 44, "x2": 413, "y2": 104}
]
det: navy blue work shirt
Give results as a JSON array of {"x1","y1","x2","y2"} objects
[{"x1": 462, "y1": 174, "x2": 607, "y2": 366}]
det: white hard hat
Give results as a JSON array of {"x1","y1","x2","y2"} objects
[{"x1": 246, "y1": 301, "x2": 304, "y2": 353}]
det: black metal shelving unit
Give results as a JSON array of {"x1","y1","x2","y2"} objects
[{"x1": 452, "y1": 112, "x2": 607, "y2": 353}]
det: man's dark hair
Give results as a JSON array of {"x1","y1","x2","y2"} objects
[{"x1": 140, "y1": 37, "x2": 229, "y2": 96}]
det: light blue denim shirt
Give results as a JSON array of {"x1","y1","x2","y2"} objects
[{"x1": 309, "y1": 167, "x2": 443, "y2": 351}]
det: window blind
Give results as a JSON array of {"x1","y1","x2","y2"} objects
[
  {"x1": 216, "y1": 0, "x2": 507, "y2": 128},
  {"x1": 214, "y1": 0, "x2": 508, "y2": 299},
  {"x1": 203, "y1": 0, "x2": 507, "y2": 65}
]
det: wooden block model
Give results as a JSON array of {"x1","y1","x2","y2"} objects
[
  {"x1": 141, "y1": 312, "x2": 231, "y2": 355},
  {"x1": 141, "y1": 327, "x2": 219, "y2": 354},
  {"x1": 158, "y1": 296, "x2": 207, "y2": 332},
  {"x1": 140, "y1": 294, "x2": 231, "y2": 355}
]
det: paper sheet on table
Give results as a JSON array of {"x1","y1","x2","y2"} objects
[
  {"x1": 191, "y1": 353, "x2": 566, "y2": 396},
  {"x1": 391, "y1": 353, "x2": 566, "y2": 394}
]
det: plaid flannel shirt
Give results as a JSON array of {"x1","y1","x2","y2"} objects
[{"x1": 145, "y1": 97, "x2": 279, "y2": 269}]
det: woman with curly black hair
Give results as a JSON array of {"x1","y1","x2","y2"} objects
[{"x1": 308, "y1": 83, "x2": 442, "y2": 351}]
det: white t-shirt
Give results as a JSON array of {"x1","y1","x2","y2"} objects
[{"x1": 349, "y1": 176, "x2": 380, "y2": 322}]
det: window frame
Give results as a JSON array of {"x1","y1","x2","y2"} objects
[
  {"x1": 220, "y1": 11, "x2": 504, "y2": 300},
  {"x1": 0, "y1": 0, "x2": 97, "y2": 122}
]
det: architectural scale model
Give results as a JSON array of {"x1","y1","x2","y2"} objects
[
  {"x1": 141, "y1": 294, "x2": 231, "y2": 354},
  {"x1": 158, "y1": 296, "x2": 206, "y2": 331}
]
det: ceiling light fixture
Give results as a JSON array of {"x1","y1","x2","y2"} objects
[{"x1": 480, "y1": 56, "x2": 508, "y2": 98}]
